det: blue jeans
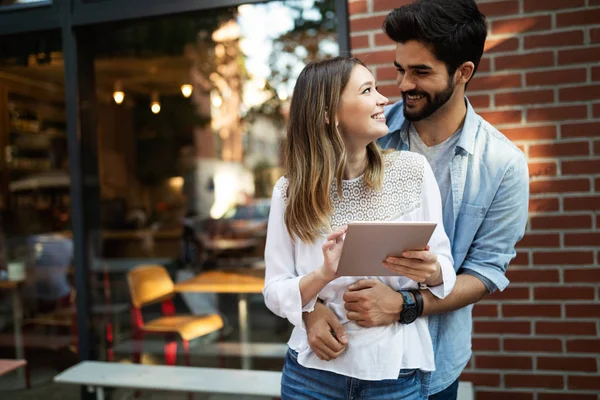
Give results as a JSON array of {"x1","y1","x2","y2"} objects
[
  {"x1": 281, "y1": 349, "x2": 426, "y2": 400},
  {"x1": 428, "y1": 378, "x2": 459, "y2": 400}
]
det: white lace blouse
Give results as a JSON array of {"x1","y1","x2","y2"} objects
[{"x1": 263, "y1": 151, "x2": 455, "y2": 381}]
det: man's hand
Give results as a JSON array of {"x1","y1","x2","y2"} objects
[
  {"x1": 343, "y1": 279, "x2": 403, "y2": 327},
  {"x1": 303, "y1": 301, "x2": 349, "y2": 361}
]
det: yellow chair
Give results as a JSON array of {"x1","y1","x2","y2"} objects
[{"x1": 127, "y1": 265, "x2": 223, "y2": 366}]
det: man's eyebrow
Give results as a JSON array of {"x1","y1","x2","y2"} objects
[{"x1": 393, "y1": 61, "x2": 433, "y2": 70}]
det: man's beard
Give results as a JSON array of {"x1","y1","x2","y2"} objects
[{"x1": 402, "y1": 79, "x2": 455, "y2": 122}]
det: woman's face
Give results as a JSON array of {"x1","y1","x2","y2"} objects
[{"x1": 336, "y1": 65, "x2": 389, "y2": 149}]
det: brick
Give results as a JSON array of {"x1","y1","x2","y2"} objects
[
  {"x1": 558, "y1": 47, "x2": 600, "y2": 65},
  {"x1": 565, "y1": 269, "x2": 600, "y2": 283},
  {"x1": 557, "y1": 8, "x2": 600, "y2": 28},
  {"x1": 348, "y1": 0, "x2": 367, "y2": 14},
  {"x1": 477, "y1": 392, "x2": 533, "y2": 400},
  {"x1": 355, "y1": 49, "x2": 395, "y2": 65},
  {"x1": 534, "y1": 286, "x2": 595, "y2": 300},
  {"x1": 567, "y1": 339, "x2": 600, "y2": 353},
  {"x1": 529, "y1": 141, "x2": 589, "y2": 158},
  {"x1": 489, "y1": 286, "x2": 530, "y2": 300},
  {"x1": 492, "y1": 16, "x2": 552, "y2": 35},
  {"x1": 592, "y1": 28, "x2": 600, "y2": 44},
  {"x1": 595, "y1": 139, "x2": 600, "y2": 154},
  {"x1": 474, "y1": 321, "x2": 531, "y2": 335},
  {"x1": 472, "y1": 337, "x2": 500, "y2": 351},
  {"x1": 530, "y1": 179, "x2": 590, "y2": 195},
  {"x1": 503, "y1": 125, "x2": 556, "y2": 141},
  {"x1": 525, "y1": 30, "x2": 585, "y2": 50},
  {"x1": 484, "y1": 37, "x2": 519, "y2": 54},
  {"x1": 350, "y1": 15, "x2": 386, "y2": 32},
  {"x1": 459, "y1": 372, "x2": 500, "y2": 387},
  {"x1": 478, "y1": 0, "x2": 519, "y2": 17},
  {"x1": 562, "y1": 159, "x2": 600, "y2": 175},
  {"x1": 536, "y1": 321, "x2": 597, "y2": 336},
  {"x1": 512, "y1": 252, "x2": 529, "y2": 266},
  {"x1": 564, "y1": 197, "x2": 600, "y2": 212},
  {"x1": 505, "y1": 373, "x2": 564, "y2": 389},
  {"x1": 523, "y1": 0, "x2": 585, "y2": 12},
  {"x1": 503, "y1": 304, "x2": 561, "y2": 318},
  {"x1": 350, "y1": 34, "x2": 369, "y2": 50},
  {"x1": 566, "y1": 232, "x2": 600, "y2": 246},
  {"x1": 528, "y1": 197, "x2": 559, "y2": 212},
  {"x1": 495, "y1": 52, "x2": 554, "y2": 71},
  {"x1": 496, "y1": 90, "x2": 554, "y2": 107},
  {"x1": 526, "y1": 68, "x2": 587, "y2": 86},
  {"x1": 591, "y1": 65, "x2": 600, "y2": 81},
  {"x1": 533, "y1": 251, "x2": 594, "y2": 265},
  {"x1": 376, "y1": 66, "x2": 397, "y2": 81},
  {"x1": 469, "y1": 94, "x2": 490, "y2": 109},
  {"x1": 376, "y1": 84, "x2": 399, "y2": 99},
  {"x1": 539, "y1": 394, "x2": 597, "y2": 400},
  {"x1": 562, "y1": 122, "x2": 600, "y2": 138},
  {"x1": 506, "y1": 269, "x2": 560, "y2": 283},
  {"x1": 566, "y1": 304, "x2": 600, "y2": 318},
  {"x1": 476, "y1": 355, "x2": 532, "y2": 370},
  {"x1": 478, "y1": 110, "x2": 521, "y2": 125},
  {"x1": 372, "y1": 0, "x2": 413, "y2": 12},
  {"x1": 568, "y1": 375, "x2": 600, "y2": 391},
  {"x1": 517, "y1": 233, "x2": 559, "y2": 248},
  {"x1": 472, "y1": 304, "x2": 498, "y2": 317},
  {"x1": 527, "y1": 105, "x2": 587, "y2": 123},
  {"x1": 469, "y1": 74, "x2": 521, "y2": 91},
  {"x1": 539, "y1": 356, "x2": 598, "y2": 372},
  {"x1": 530, "y1": 214, "x2": 592, "y2": 229},
  {"x1": 559, "y1": 84, "x2": 600, "y2": 102},
  {"x1": 374, "y1": 32, "x2": 394, "y2": 47},
  {"x1": 528, "y1": 161, "x2": 556, "y2": 177},
  {"x1": 477, "y1": 58, "x2": 491, "y2": 73}
]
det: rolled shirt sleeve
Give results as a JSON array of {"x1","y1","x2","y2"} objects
[
  {"x1": 262, "y1": 185, "x2": 317, "y2": 330},
  {"x1": 420, "y1": 161, "x2": 455, "y2": 299},
  {"x1": 459, "y1": 153, "x2": 529, "y2": 293}
]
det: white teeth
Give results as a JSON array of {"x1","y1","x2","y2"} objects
[
  {"x1": 407, "y1": 94, "x2": 423, "y2": 100},
  {"x1": 371, "y1": 113, "x2": 385, "y2": 120}
]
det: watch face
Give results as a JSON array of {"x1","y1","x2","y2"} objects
[{"x1": 403, "y1": 308, "x2": 418, "y2": 323}]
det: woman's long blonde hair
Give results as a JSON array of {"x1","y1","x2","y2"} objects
[{"x1": 284, "y1": 57, "x2": 385, "y2": 243}]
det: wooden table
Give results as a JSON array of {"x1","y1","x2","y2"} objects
[
  {"x1": 0, "y1": 280, "x2": 25, "y2": 380},
  {"x1": 175, "y1": 269, "x2": 264, "y2": 369}
]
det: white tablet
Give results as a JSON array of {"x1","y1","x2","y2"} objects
[{"x1": 336, "y1": 221, "x2": 437, "y2": 276}]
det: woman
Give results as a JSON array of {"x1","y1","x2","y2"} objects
[{"x1": 263, "y1": 57, "x2": 455, "y2": 400}]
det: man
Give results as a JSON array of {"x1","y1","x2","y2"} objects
[{"x1": 303, "y1": 0, "x2": 529, "y2": 398}]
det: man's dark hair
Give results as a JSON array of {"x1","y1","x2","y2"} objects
[{"x1": 383, "y1": 0, "x2": 487, "y2": 79}]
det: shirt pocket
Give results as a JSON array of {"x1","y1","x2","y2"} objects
[{"x1": 454, "y1": 203, "x2": 487, "y2": 256}]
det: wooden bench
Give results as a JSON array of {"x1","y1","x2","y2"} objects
[
  {"x1": 54, "y1": 360, "x2": 474, "y2": 400},
  {"x1": 54, "y1": 360, "x2": 282, "y2": 399}
]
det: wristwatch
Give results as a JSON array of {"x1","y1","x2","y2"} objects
[{"x1": 398, "y1": 290, "x2": 418, "y2": 324}]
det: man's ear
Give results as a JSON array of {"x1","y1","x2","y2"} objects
[{"x1": 456, "y1": 61, "x2": 475, "y2": 85}]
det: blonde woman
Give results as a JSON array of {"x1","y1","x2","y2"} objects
[{"x1": 263, "y1": 57, "x2": 455, "y2": 400}]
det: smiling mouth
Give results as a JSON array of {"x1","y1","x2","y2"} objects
[
  {"x1": 371, "y1": 112, "x2": 385, "y2": 120},
  {"x1": 405, "y1": 93, "x2": 425, "y2": 101}
]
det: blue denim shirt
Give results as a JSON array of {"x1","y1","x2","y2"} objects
[{"x1": 378, "y1": 98, "x2": 529, "y2": 395}]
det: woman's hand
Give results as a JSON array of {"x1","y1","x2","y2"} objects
[
  {"x1": 383, "y1": 245, "x2": 442, "y2": 286},
  {"x1": 319, "y1": 225, "x2": 348, "y2": 282}
]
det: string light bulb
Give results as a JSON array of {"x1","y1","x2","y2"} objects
[
  {"x1": 181, "y1": 84, "x2": 193, "y2": 98},
  {"x1": 150, "y1": 91, "x2": 161, "y2": 114},
  {"x1": 113, "y1": 81, "x2": 125, "y2": 104}
]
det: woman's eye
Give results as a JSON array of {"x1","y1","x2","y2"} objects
[{"x1": 362, "y1": 88, "x2": 371, "y2": 94}]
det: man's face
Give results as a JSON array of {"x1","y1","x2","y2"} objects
[{"x1": 394, "y1": 40, "x2": 456, "y2": 121}]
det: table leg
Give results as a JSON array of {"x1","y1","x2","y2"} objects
[
  {"x1": 238, "y1": 293, "x2": 251, "y2": 369},
  {"x1": 89, "y1": 386, "x2": 105, "y2": 400},
  {"x1": 12, "y1": 288, "x2": 24, "y2": 381}
]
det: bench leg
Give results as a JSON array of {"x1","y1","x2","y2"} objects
[{"x1": 88, "y1": 386, "x2": 105, "y2": 400}]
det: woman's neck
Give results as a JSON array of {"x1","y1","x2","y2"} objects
[{"x1": 343, "y1": 148, "x2": 368, "y2": 180}]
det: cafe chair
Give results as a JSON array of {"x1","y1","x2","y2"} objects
[{"x1": 127, "y1": 265, "x2": 223, "y2": 366}]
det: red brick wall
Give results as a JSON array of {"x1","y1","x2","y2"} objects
[{"x1": 348, "y1": 0, "x2": 600, "y2": 398}]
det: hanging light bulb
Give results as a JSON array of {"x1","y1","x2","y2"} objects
[
  {"x1": 181, "y1": 84, "x2": 193, "y2": 98},
  {"x1": 113, "y1": 81, "x2": 125, "y2": 104},
  {"x1": 150, "y1": 91, "x2": 161, "y2": 114}
]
